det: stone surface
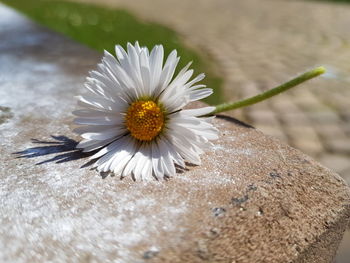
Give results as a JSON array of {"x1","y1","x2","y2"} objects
[{"x1": 1, "y1": 4, "x2": 350, "y2": 263}]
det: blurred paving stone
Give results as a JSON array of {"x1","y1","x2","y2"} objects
[
  {"x1": 286, "y1": 126, "x2": 320, "y2": 141},
  {"x1": 247, "y1": 109, "x2": 280, "y2": 126},
  {"x1": 292, "y1": 89, "x2": 325, "y2": 111},
  {"x1": 253, "y1": 124, "x2": 288, "y2": 142},
  {"x1": 270, "y1": 95, "x2": 300, "y2": 114},
  {"x1": 342, "y1": 168, "x2": 350, "y2": 186},
  {"x1": 335, "y1": 229, "x2": 350, "y2": 263},
  {"x1": 308, "y1": 111, "x2": 342, "y2": 123},
  {"x1": 315, "y1": 123, "x2": 348, "y2": 141},
  {"x1": 1, "y1": 4, "x2": 350, "y2": 263},
  {"x1": 319, "y1": 154, "x2": 350, "y2": 176},
  {"x1": 341, "y1": 110, "x2": 350, "y2": 122},
  {"x1": 326, "y1": 139, "x2": 350, "y2": 155},
  {"x1": 292, "y1": 139, "x2": 324, "y2": 157},
  {"x1": 280, "y1": 113, "x2": 310, "y2": 125},
  {"x1": 286, "y1": 126, "x2": 324, "y2": 156},
  {"x1": 344, "y1": 123, "x2": 350, "y2": 137},
  {"x1": 239, "y1": 82, "x2": 261, "y2": 97}
]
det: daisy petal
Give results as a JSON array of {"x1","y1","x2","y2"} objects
[
  {"x1": 181, "y1": 107, "x2": 215, "y2": 117},
  {"x1": 74, "y1": 115, "x2": 123, "y2": 126},
  {"x1": 81, "y1": 127, "x2": 127, "y2": 140}
]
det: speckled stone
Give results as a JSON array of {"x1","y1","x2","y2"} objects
[{"x1": 0, "y1": 5, "x2": 349, "y2": 263}]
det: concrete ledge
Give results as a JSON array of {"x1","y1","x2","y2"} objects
[{"x1": 0, "y1": 5, "x2": 349, "y2": 263}]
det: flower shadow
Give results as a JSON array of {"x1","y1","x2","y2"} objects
[
  {"x1": 216, "y1": 114, "x2": 254, "y2": 128},
  {"x1": 13, "y1": 135, "x2": 94, "y2": 167}
]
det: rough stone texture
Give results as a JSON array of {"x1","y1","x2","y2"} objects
[{"x1": 0, "y1": 4, "x2": 349, "y2": 263}]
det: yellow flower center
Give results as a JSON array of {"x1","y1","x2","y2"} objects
[{"x1": 125, "y1": 100, "x2": 165, "y2": 141}]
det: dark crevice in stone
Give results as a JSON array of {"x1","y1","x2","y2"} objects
[
  {"x1": 231, "y1": 183, "x2": 257, "y2": 207},
  {"x1": 269, "y1": 170, "x2": 282, "y2": 179},
  {"x1": 207, "y1": 228, "x2": 220, "y2": 239},
  {"x1": 0, "y1": 106, "x2": 13, "y2": 124},
  {"x1": 263, "y1": 169, "x2": 286, "y2": 184},
  {"x1": 279, "y1": 203, "x2": 294, "y2": 220},
  {"x1": 212, "y1": 207, "x2": 226, "y2": 217},
  {"x1": 196, "y1": 240, "x2": 210, "y2": 260},
  {"x1": 247, "y1": 184, "x2": 258, "y2": 191},
  {"x1": 258, "y1": 207, "x2": 264, "y2": 215},
  {"x1": 143, "y1": 250, "x2": 159, "y2": 260},
  {"x1": 231, "y1": 195, "x2": 249, "y2": 206}
]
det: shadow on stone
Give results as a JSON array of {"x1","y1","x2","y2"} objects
[
  {"x1": 216, "y1": 114, "x2": 254, "y2": 129},
  {"x1": 14, "y1": 135, "x2": 91, "y2": 165}
]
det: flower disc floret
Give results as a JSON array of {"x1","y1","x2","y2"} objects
[{"x1": 125, "y1": 100, "x2": 164, "y2": 141}]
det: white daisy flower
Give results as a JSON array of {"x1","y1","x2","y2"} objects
[{"x1": 73, "y1": 42, "x2": 218, "y2": 180}]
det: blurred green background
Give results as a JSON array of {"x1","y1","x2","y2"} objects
[{"x1": 0, "y1": 0, "x2": 223, "y2": 105}]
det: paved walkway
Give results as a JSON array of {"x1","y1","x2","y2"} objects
[{"x1": 75, "y1": 0, "x2": 350, "y2": 182}]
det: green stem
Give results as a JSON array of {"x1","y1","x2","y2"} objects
[{"x1": 209, "y1": 66, "x2": 326, "y2": 115}]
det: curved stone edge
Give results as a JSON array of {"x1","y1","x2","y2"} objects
[
  {"x1": 296, "y1": 206, "x2": 350, "y2": 263},
  {"x1": 142, "y1": 115, "x2": 350, "y2": 263}
]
